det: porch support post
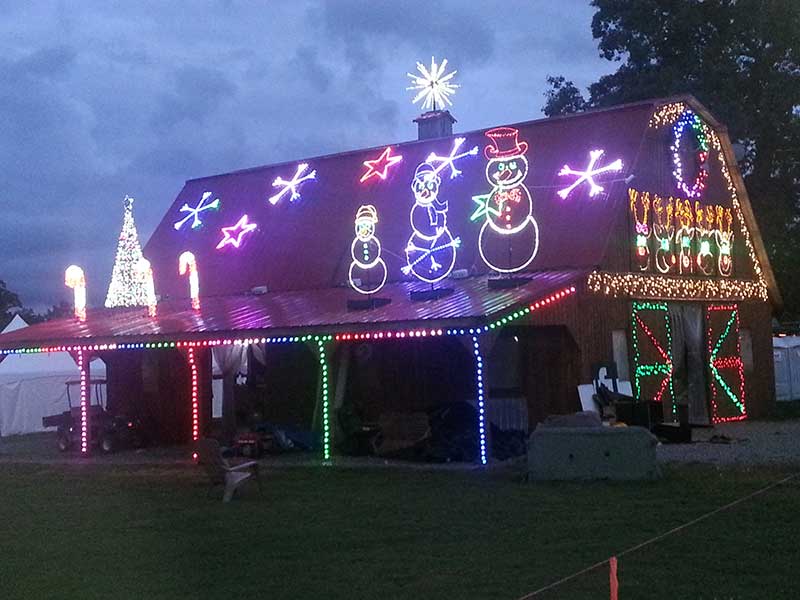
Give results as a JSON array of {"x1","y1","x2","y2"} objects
[
  {"x1": 471, "y1": 334, "x2": 489, "y2": 465},
  {"x1": 77, "y1": 348, "x2": 91, "y2": 455},
  {"x1": 314, "y1": 337, "x2": 332, "y2": 462},
  {"x1": 187, "y1": 347, "x2": 200, "y2": 444}
]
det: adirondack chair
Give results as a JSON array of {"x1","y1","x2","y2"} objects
[{"x1": 196, "y1": 438, "x2": 261, "y2": 502}]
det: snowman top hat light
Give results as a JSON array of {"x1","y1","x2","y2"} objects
[{"x1": 484, "y1": 127, "x2": 529, "y2": 159}]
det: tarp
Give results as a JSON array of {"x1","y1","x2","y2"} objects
[{"x1": 0, "y1": 316, "x2": 106, "y2": 436}]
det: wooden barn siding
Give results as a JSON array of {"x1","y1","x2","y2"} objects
[
  {"x1": 525, "y1": 290, "x2": 629, "y2": 383},
  {"x1": 737, "y1": 301, "x2": 775, "y2": 418}
]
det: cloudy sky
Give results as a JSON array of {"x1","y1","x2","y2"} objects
[{"x1": 1, "y1": 0, "x2": 613, "y2": 309}]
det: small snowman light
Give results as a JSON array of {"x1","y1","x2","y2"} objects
[{"x1": 348, "y1": 205, "x2": 387, "y2": 295}]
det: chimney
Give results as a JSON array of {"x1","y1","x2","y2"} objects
[{"x1": 414, "y1": 109, "x2": 456, "y2": 140}]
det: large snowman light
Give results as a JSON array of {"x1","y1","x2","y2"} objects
[
  {"x1": 471, "y1": 127, "x2": 539, "y2": 273},
  {"x1": 402, "y1": 162, "x2": 461, "y2": 283},
  {"x1": 348, "y1": 205, "x2": 388, "y2": 295}
]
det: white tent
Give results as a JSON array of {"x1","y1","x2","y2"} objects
[{"x1": 0, "y1": 315, "x2": 107, "y2": 436}]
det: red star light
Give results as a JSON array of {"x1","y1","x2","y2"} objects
[
  {"x1": 360, "y1": 146, "x2": 403, "y2": 183},
  {"x1": 216, "y1": 214, "x2": 257, "y2": 250}
]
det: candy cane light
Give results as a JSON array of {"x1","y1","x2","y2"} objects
[
  {"x1": 137, "y1": 258, "x2": 157, "y2": 317},
  {"x1": 178, "y1": 251, "x2": 200, "y2": 310},
  {"x1": 64, "y1": 265, "x2": 87, "y2": 322}
]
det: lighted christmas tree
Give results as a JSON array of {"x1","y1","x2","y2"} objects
[{"x1": 105, "y1": 196, "x2": 150, "y2": 308}]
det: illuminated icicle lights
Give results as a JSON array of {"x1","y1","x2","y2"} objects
[
  {"x1": 188, "y1": 346, "x2": 200, "y2": 441},
  {"x1": 360, "y1": 147, "x2": 403, "y2": 183},
  {"x1": 348, "y1": 205, "x2": 387, "y2": 295},
  {"x1": 179, "y1": 251, "x2": 200, "y2": 310},
  {"x1": 216, "y1": 214, "x2": 257, "y2": 250},
  {"x1": 173, "y1": 191, "x2": 220, "y2": 231},
  {"x1": 426, "y1": 136, "x2": 479, "y2": 179},
  {"x1": 105, "y1": 196, "x2": 151, "y2": 308},
  {"x1": 587, "y1": 271, "x2": 767, "y2": 301},
  {"x1": 630, "y1": 301, "x2": 677, "y2": 419},
  {"x1": 706, "y1": 305, "x2": 746, "y2": 423},
  {"x1": 65, "y1": 265, "x2": 87, "y2": 322},
  {"x1": 78, "y1": 348, "x2": 89, "y2": 454},
  {"x1": 557, "y1": 149, "x2": 623, "y2": 199},
  {"x1": 648, "y1": 102, "x2": 768, "y2": 298},
  {"x1": 268, "y1": 163, "x2": 316, "y2": 205},
  {"x1": 471, "y1": 335, "x2": 487, "y2": 465},
  {"x1": 316, "y1": 339, "x2": 331, "y2": 461},
  {"x1": 406, "y1": 56, "x2": 459, "y2": 111},
  {"x1": 671, "y1": 110, "x2": 710, "y2": 199}
]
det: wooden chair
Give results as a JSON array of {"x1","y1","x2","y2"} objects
[{"x1": 195, "y1": 438, "x2": 261, "y2": 502}]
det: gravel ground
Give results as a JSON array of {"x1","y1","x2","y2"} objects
[
  {"x1": 657, "y1": 419, "x2": 800, "y2": 467},
  {"x1": 3, "y1": 420, "x2": 800, "y2": 468}
]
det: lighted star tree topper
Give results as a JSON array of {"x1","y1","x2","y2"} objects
[
  {"x1": 173, "y1": 191, "x2": 220, "y2": 230},
  {"x1": 105, "y1": 196, "x2": 152, "y2": 308},
  {"x1": 268, "y1": 163, "x2": 316, "y2": 205},
  {"x1": 557, "y1": 149, "x2": 623, "y2": 199},
  {"x1": 407, "y1": 57, "x2": 459, "y2": 111}
]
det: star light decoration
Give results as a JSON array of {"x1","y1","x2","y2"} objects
[
  {"x1": 426, "y1": 137, "x2": 479, "y2": 178},
  {"x1": 360, "y1": 147, "x2": 403, "y2": 183},
  {"x1": 406, "y1": 57, "x2": 459, "y2": 111},
  {"x1": 557, "y1": 149, "x2": 623, "y2": 199},
  {"x1": 216, "y1": 214, "x2": 257, "y2": 250},
  {"x1": 268, "y1": 163, "x2": 316, "y2": 205},
  {"x1": 173, "y1": 191, "x2": 221, "y2": 230}
]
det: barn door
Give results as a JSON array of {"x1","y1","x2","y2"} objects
[
  {"x1": 630, "y1": 301, "x2": 677, "y2": 421},
  {"x1": 705, "y1": 304, "x2": 747, "y2": 422}
]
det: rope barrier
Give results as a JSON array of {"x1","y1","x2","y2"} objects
[{"x1": 514, "y1": 472, "x2": 798, "y2": 599}]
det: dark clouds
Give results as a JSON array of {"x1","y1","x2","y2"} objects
[{"x1": 1, "y1": 0, "x2": 611, "y2": 309}]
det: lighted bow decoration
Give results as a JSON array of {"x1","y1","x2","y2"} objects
[
  {"x1": 557, "y1": 149, "x2": 623, "y2": 199},
  {"x1": 64, "y1": 265, "x2": 87, "y2": 322},
  {"x1": 178, "y1": 251, "x2": 200, "y2": 310}
]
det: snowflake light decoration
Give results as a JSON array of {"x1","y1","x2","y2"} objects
[
  {"x1": 557, "y1": 149, "x2": 623, "y2": 199},
  {"x1": 268, "y1": 163, "x2": 316, "y2": 205},
  {"x1": 407, "y1": 57, "x2": 459, "y2": 111},
  {"x1": 426, "y1": 137, "x2": 479, "y2": 179},
  {"x1": 173, "y1": 191, "x2": 221, "y2": 231}
]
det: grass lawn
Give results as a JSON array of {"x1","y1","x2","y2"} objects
[{"x1": 0, "y1": 462, "x2": 797, "y2": 599}]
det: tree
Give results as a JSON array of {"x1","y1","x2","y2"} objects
[
  {"x1": 543, "y1": 76, "x2": 588, "y2": 117},
  {"x1": 105, "y1": 195, "x2": 150, "y2": 308},
  {"x1": 544, "y1": 0, "x2": 800, "y2": 317},
  {"x1": 0, "y1": 280, "x2": 22, "y2": 330}
]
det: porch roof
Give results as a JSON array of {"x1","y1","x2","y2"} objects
[{"x1": 0, "y1": 270, "x2": 585, "y2": 351}]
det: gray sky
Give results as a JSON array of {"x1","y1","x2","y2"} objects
[{"x1": 1, "y1": 0, "x2": 612, "y2": 309}]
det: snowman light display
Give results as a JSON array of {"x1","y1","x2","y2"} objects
[
  {"x1": 471, "y1": 127, "x2": 539, "y2": 273},
  {"x1": 348, "y1": 205, "x2": 387, "y2": 295},
  {"x1": 402, "y1": 162, "x2": 461, "y2": 283}
]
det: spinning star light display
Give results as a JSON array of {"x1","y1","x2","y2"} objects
[{"x1": 406, "y1": 57, "x2": 459, "y2": 111}]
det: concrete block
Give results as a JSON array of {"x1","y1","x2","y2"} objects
[{"x1": 528, "y1": 426, "x2": 660, "y2": 481}]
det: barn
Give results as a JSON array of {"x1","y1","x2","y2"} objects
[{"x1": 0, "y1": 95, "x2": 780, "y2": 462}]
